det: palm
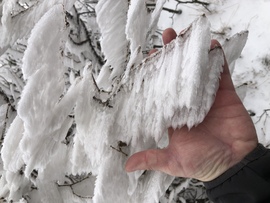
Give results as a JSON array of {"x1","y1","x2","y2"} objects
[
  {"x1": 125, "y1": 29, "x2": 258, "y2": 181},
  {"x1": 163, "y1": 67, "x2": 257, "y2": 181}
]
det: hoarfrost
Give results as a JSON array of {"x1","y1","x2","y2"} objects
[
  {"x1": 95, "y1": 0, "x2": 129, "y2": 85},
  {"x1": 0, "y1": 0, "x2": 249, "y2": 203},
  {"x1": 0, "y1": 0, "x2": 76, "y2": 51}
]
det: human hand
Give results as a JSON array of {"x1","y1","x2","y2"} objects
[{"x1": 125, "y1": 28, "x2": 258, "y2": 182}]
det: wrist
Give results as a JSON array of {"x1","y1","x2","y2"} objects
[
  {"x1": 198, "y1": 140, "x2": 258, "y2": 182},
  {"x1": 202, "y1": 143, "x2": 263, "y2": 184}
]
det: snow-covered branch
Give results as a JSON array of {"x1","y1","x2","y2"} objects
[{"x1": 0, "y1": 0, "x2": 249, "y2": 202}]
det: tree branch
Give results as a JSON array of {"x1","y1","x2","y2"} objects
[{"x1": 175, "y1": 0, "x2": 210, "y2": 6}]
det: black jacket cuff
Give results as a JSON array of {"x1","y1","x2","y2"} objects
[{"x1": 204, "y1": 143, "x2": 267, "y2": 190}]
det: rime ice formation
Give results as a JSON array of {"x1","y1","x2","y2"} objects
[
  {"x1": 0, "y1": 4, "x2": 82, "y2": 203},
  {"x1": 0, "y1": 0, "x2": 76, "y2": 53},
  {"x1": 0, "y1": 1, "x2": 249, "y2": 203},
  {"x1": 74, "y1": 13, "x2": 248, "y2": 203}
]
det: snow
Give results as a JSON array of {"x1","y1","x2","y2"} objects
[
  {"x1": 0, "y1": 0, "x2": 269, "y2": 203},
  {"x1": 96, "y1": 0, "x2": 129, "y2": 86},
  {"x1": 0, "y1": 0, "x2": 76, "y2": 50},
  {"x1": 17, "y1": 4, "x2": 74, "y2": 177}
]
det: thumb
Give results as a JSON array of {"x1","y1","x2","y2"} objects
[{"x1": 125, "y1": 148, "x2": 169, "y2": 173}]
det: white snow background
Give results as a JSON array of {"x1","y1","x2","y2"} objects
[{"x1": 0, "y1": 0, "x2": 269, "y2": 203}]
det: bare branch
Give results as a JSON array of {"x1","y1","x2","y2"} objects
[
  {"x1": 255, "y1": 109, "x2": 270, "y2": 124},
  {"x1": 57, "y1": 173, "x2": 93, "y2": 199},
  {"x1": 175, "y1": 0, "x2": 210, "y2": 6}
]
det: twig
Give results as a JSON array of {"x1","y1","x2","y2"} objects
[
  {"x1": 146, "y1": 3, "x2": 182, "y2": 14},
  {"x1": 110, "y1": 143, "x2": 128, "y2": 157},
  {"x1": 175, "y1": 0, "x2": 210, "y2": 6},
  {"x1": 0, "y1": 104, "x2": 10, "y2": 147},
  {"x1": 67, "y1": 6, "x2": 104, "y2": 66},
  {"x1": 163, "y1": 7, "x2": 182, "y2": 14},
  {"x1": 175, "y1": 0, "x2": 211, "y2": 13},
  {"x1": 57, "y1": 173, "x2": 93, "y2": 199},
  {"x1": 255, "y1": 109, "x2": 270, "y2": 124},
  {"x1": 110, "y1": 145, "x2": 128, "y2": 156}
]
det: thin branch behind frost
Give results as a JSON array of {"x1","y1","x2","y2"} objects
[{"x1": 175, "y1": 0, "x2": 210, "y2": 6}]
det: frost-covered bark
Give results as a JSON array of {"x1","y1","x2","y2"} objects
[{"x1": 0, "y1": 0, "x2": 248, "y2": 203}]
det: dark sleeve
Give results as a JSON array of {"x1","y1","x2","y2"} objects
[{"x1": 203, "y1": 143, "x2": 270, "y2": 203}]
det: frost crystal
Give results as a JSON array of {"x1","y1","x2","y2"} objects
[{"x1": 0, "y1": 1, "x2": 248, "y2": 203}]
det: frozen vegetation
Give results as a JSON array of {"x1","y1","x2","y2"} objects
[{"x1": 0, "y1": 0, "x2": 269, "y2": 202}]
